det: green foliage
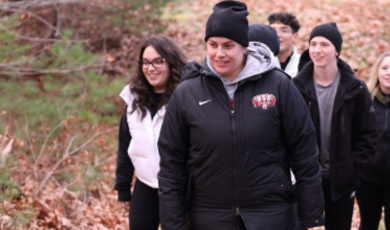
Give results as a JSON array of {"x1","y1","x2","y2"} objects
[
  {"x1": 7, "y1": 207, "x2": 35, "y2": 227},
  {"x1": 0, "y1": 16, "x2": 31, "y2": 64},
  {"x1": 0, "y1": 22, "x2": 125, "y2": 136},
  {"x1": 58, "y1": 170, "x2": 76, "y2": 183},
  {"x1": 0, "y1": 154, "x2": 19, "y2": 201},
  {"x1": 97, "y1": 0, "x2": 175, "y2": 34},
  {"x1": 0, "y1": 131, "x2": 33, "y2": 228},
  {"x1": 82, "y1": 164, "x2": 104, "y2": 188}
]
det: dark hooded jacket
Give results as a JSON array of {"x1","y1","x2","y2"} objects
[
  {"x1": 158, "y1": 44, "x2": 324, "y2": 230},
  {"x1": 360, "y1": 91, "x2": 390, "y2": 185},
  {"x1": 293, "y1": 58, "x2": 377, "y2": 202}
]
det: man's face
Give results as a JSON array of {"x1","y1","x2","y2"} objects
[
  {"x1": 309, "y1": 36, "x2": 339, "y2": 68},
  {"x1": 270, "y1": 22, "x2": 298, "y2": 54}
]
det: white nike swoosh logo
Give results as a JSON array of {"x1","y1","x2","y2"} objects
[{"x1": 199, "y1": 99, "x2": 212, "y2": 106}]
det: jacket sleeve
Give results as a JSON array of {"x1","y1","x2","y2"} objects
[
  {"x1": 158, "y1": 91, "x2": 190, "y2": 230},
  {"x1": 352, "y1": 82, "x2": 377, "y2": 171},
  {"x1": 114, "y1": 107, "x2": 134, "y2": 202},
  {"x1": 280, "y1": 78, "x2": 325, "y2": 228}
]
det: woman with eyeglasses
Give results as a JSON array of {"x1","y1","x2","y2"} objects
[
  {"x1": 157, "y1": 1, "x2": 324, "y2": 230},
  {"x1": 356, "y1": 51, "x2": 390, "y2": 230},
  {"x1": 114, "y1": 35, "x2": 187, "y2": 230}
]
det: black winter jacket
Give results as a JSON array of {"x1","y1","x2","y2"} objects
[
  {"x1": 158, "y1": 61, "x2": 324, "y2": 230},
  {"x1": 293, "y1": 59, "x2": 377, "y2": 202},
  {"x1": 360, "y1": 92, "x2": 390, "y2": 185}
]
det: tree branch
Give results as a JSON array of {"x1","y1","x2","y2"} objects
[
  {"x1": 0, "y1": 0, "x2": 92, "y2": 9},
  {"x1": 36, "y1": 127, "x2": 118, "y2": 196},
  {"x1": 0, "y1": 63, "x2": 103, "y2": 76}
]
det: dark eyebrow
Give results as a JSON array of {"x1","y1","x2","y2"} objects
[{"x1": 142, "y1": 57, "x2": 162, "y2": 61}]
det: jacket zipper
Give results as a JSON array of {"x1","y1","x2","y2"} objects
[
  {"x1": 385, "y1": 106, "x2": 388, "y2": 130},
  {"x1": 231, "y1": 101, "x2": 240, "y2": 218},
  {"x1": 216, "y1": 79, "x2": 240, "y2": 224}
]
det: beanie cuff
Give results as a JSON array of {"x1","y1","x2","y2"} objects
[{"x1": 205, "y1": 16, "x2": 249, "y2": 47}]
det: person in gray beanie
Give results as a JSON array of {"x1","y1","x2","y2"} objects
[
  {"x1": 158, "y1": 1, "x2": 324, "y2": 230},
  {"x1": 293, "y1": 22, "x2": 377, "y2": 230}
]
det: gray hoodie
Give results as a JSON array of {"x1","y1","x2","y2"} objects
[{"x1": 206, "y1": 42, "x2": 277, "y2": 99}]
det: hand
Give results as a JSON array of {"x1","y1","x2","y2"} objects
[{"x1": 123, "y1": 201, "x2": 130, "y2": 211}]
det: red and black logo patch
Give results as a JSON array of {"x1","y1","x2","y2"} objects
[{"x1": 252, "y1": 94, "x2": 276, "y2": 109}]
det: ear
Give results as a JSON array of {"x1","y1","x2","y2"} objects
[
  {"x1": 292, "y1": 33, "x2": 299, "y2": 44},
  {"x1": 242, "y1": 46, "x2": 247, "y2": 55}
]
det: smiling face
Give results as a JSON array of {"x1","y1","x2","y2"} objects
[
  {"x1": 309, "y1": 36, "x2": 339, "y2": 68},
  {"x1": 378, "y1": 56, "x2": 390, "y2": 94},
  {"x1": 207, "y1": 37, "x2": 246, "y2": 82},
  {"x1": 270, "y1": 22, "x2": 298, "y2": 56},
  {"x1": 141, "y1": 46, "x2": 170, "y2": 93}
]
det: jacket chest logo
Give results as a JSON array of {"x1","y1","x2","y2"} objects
[{"x1": 252, "y1": 94, "x2": 276, "y2": 109}]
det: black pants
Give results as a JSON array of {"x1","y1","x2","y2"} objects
[
  {"x1": 356, "y1": 179, "x2": 390, "y2": 230},
  {"x1": 129, "y1": 179, "x2": 160, "y2": 230},
  {"x1": 292, "y1": 184, "x2": 306, "y2": 230},
  {"x1": 235, "y1": 215, "x2": 247, "y2": 230},
  {"x1": 322, "y1": 177, "x2": 354, "y2": 230},
  {"x1": 293, "y1": 202, "x2": 306, "y2": 230}
]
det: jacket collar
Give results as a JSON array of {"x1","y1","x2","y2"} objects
[
  {"x1": 294, "y1": 58, "x2": 362, "y2": 114},
  {"x1": 376, "y1": 89, "x2": 390, "y2": 106},
  {"x1": 294, "y1": 58, "x2": 359, "y2": 97}
]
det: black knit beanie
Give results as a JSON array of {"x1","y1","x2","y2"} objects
[
  {"x1": 204, "y1": 1, "x2": 249, "y2": 47},
  {"x1": 248, "y1": 23, "x2": 280, "y2": 56},
  {"x1": 309, "y1": 22, "x2": 343, "y2": 55}
]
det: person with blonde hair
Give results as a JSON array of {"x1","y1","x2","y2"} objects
[{"x1": 357, "y1": 50, "x2": 390, "y2": 230}]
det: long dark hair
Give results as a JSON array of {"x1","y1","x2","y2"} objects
[{"x1": 130, "y1": 35, "x2": 187, "y2": 119}]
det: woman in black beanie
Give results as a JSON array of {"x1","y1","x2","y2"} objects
[{"x1": 158, "y1": 1, "x2": 324, "y2": 230}]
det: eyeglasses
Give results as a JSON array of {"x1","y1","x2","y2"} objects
[
  {"x1": 139, "y1": 58, "x2": 166, "y2": 69},
  {"x1": 273, "y1": 27, "x2": 293, "y2": 34}
]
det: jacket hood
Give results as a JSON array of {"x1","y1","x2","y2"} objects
[
  {"x1": 208, "y1": 42, "x2": 277, "y2": 98},
  {"x1": 181, "y1": 42, "x2": 276, "y2": 83},
  {"x1": 180, "y1": 61, "x2": 202, "y2": 82},
  {"x1": 207, "y1": 42, "x2": 276, "y2": 82},
  {"x1": 180, "y1": 42, "x2": 277, "y2": 99}
]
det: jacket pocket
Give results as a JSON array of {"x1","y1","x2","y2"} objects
[
  {"x1": 282, "y1": 182, "x2": 298, "y2": 203},
  {"x1": 281, "y1": 170, "x2": 298, "y2": 203}
]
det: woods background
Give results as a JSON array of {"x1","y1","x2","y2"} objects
[{"x1": 0, "y1": 0, "x2": 389, "y2": 229}]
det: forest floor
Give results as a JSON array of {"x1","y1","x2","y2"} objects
[{"x1": 1, "y1": 0, "x2": 389, "y2": 229}]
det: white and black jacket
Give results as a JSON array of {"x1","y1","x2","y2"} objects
[
  {"x1": 276, "y1": 45, "x2": 301, "y2": 78},
  {"x1": 114, "y1": 85, "x2": 165, "y2": 201}
]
